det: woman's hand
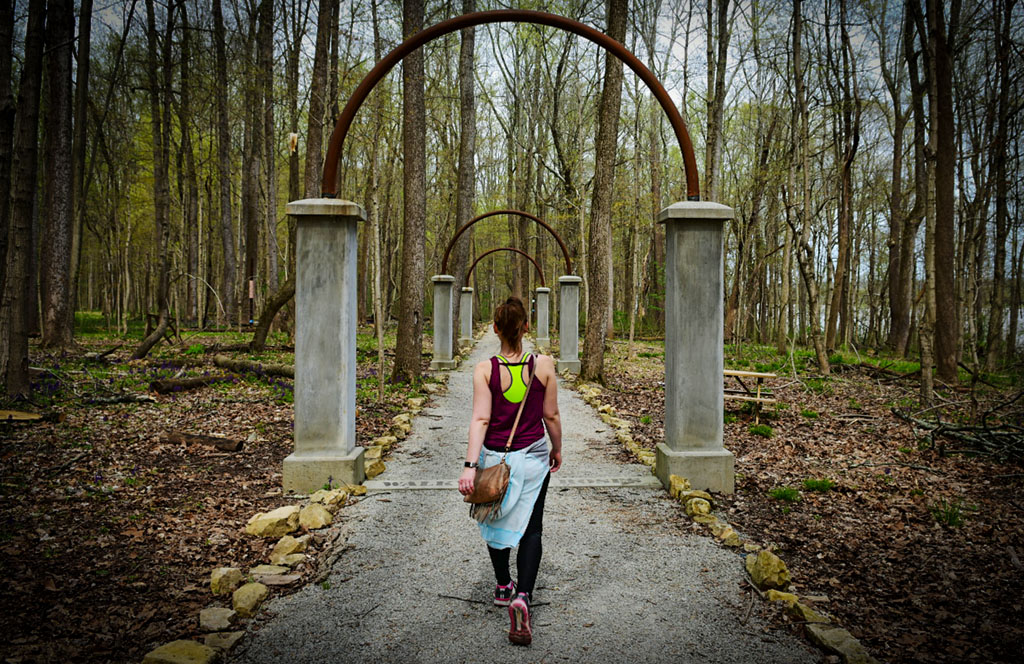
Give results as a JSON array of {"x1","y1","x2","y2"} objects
[
  {"x1": 549, "y1": 448, "x2": 562, "y2": 473},
  {"x1": 458, "y1": 467, "x2": 476, "y2": 495}
]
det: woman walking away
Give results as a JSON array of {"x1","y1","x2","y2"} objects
[{"x1": 458, "y1": 296, "x2": 563, "y2": 646}]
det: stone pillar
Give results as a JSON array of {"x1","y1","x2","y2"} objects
[
  {"x1": 655, "y1": 202, "x2": 735, "y2": 494},
  {"x1": 430, "y1": 275, "x2": 457, "y2": 370},
  {"x1": 284, "y1": 199, "x2": 366, "y2": 493},
  {"x1": 557, "y1": 276, "x2": 582, "y2": 373},
  {"x1": 535, "y1": 287, "x2": 551, "y2": 349},
  {"x1": 459, "y1": 287, "x2": 474, "y2": 345}
]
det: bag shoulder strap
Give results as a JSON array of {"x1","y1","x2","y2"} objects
[{"x1": 503, "y1": 358, "x2": 537, "y2": 454}]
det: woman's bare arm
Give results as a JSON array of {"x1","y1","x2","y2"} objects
[{"x1": 459, "y1": 360, "x2": 492, "y2": 494}]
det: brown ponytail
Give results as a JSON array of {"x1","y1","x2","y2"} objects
[{"x1": 494, "y1": 296, "x2": 527, "y2": 354}]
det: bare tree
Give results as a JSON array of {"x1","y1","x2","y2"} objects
[
  {"x1": 0, "y1": 0, "x2": 13, "y2": 291},
  {"x1": 69, "y1": 0, "x2": 93, "y2": 309},
  {"x1": 581, "y1": 0, "x2": 627, "y2": 382},
  {"x1": 0, "y1": 0, "x2": 45, "y2": 395},
  {"x1": 786, "y1": 0, "x2": 829, "y2": 375},
  {"x1": 703, "y1": 0, "x2": 732, "y2": 202},
  {"x1": 131, "y1": 0, "x2": 174, "y2": 359},
  {"x1": 927, "y1": 0, "x2": 959, "y2": 382},
  {"x1": 451, "y1": 0, "x2": 477, "y2": 350},
  {"x1": 304, "y1": 0, "x2": 333, "y2": 197},
  {"x1": 39, "y1": 0, "x2": 76, "y2": 348},
  {"x1": 393, "y1": 0, "x2": 427, "y2": 383},
  {"x1": 213, "y1": 0, "x2": 237, "y2": 325}
]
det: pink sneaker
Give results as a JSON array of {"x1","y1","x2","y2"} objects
[
  {"x1": 508, "y1": 593, "x2": 532, "y2": 645},
  {"x1": 493, "y1": 581, "x2": 516, "y2": 606}
]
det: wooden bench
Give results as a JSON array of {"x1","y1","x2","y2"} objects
[{"x1": 724, "y1": 369, "x2": 777, "y2": 423}]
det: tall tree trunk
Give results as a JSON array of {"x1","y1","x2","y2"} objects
[
  {"x1": 392, "y1": 0, "x2": 426, "y2": 383},
  {"x1": 242, "y1": 10, "x2": 261, "y2": 327},
  {"x1": 883, "y1": 8, "x2": 913, "y2": 352},
  {"x1": 0, "y1": 0, "x2": 13, "y2": 293},
  {"x1": 180, "y1": 1, "x2": 199, "y2": 325},
  {"x1": 259, "y1": 0, "x2": 279, "y2": 295},
  {"x1": 368, "y1": 0, "x2": 386, "y2": 401},
  {"x1": 984, "y1": 0, "x2": 1014, "y2": 371},
  {"x1": 213, "y1": 0, "x2": 236, "y2": 326},
  {"x1": 703, "y1": 0, "x2": 731, "y2": 202},
  {"x1": 789, "y1": 0, "x2": 829, "y2": 375},
  {"x1": 824, "y1": 0, "x2": 860, "y2": 352},
  {"x1": 39, "y1": 0, "x2": 75, "y2": 348},
  {"x1": 451, "y1": 0, "x2": 476, "y2": 350},
  {"x1": 580, "y1": 0, "x2": 627, "y2": 382},
  {"x1": 131, "y1": 0, "x2": 174, "y2": 359},
  {"x1": 69, "y1": 0, "x2": 92, "y2": 311},
  {"x1": 0, "y1": 0, "x2": 45, "y2": 395},
  {"x1": 304, "y1": 0, "x2": 333, "y2": 197},
  {"x1": 927, "y1": 0, "x2": 959, "y2": 381}
]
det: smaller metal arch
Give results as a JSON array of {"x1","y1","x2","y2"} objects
[
  {"x1": 467, "y1": 247, "x2": 545, "y2": 288},
  {"x1": 442, "y1": 209, "x2": 572, "y2": 276}
]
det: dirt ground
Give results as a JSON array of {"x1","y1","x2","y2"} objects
[
  {"x1": 0, "y1": 330, "x2": 427, "y2": 664},
  {"x1": 594, "y1": 338, "x2": 1024, "y2": 664}
]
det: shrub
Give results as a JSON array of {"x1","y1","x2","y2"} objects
[
  {"x1": 769, "y1": 486, "x2": 800, "y2": 502},
  {"x1": 185, "y1": 343, "x2": 204, "y2": 356},
  {"x1": 724, "y1": 413, "x2": 738, "y2": 424},
  {"x1": 749, "y1": 423, "x2": 773, "y2": 438},
  {"x1": 802, "y1": 478, "x2": 835, "y2": 492},
  {"x1": 930, "y1": 498, "x2": 965, "y2": 527}
]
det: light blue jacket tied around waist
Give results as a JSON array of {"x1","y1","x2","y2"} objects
[{"x1": 476, "y1": 436, "x2": 550, "y2": 550}]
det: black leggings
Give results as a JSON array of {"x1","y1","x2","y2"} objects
[{"x1": 487, "y1": 472, "x2": 550, "y2": 600}]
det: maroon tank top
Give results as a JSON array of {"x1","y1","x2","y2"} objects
[{"x1": 483, "y1": 354, "x2": 547, "y2": 451}]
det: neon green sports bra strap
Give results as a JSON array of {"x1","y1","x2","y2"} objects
[{"x1": 497, "y1": 352, "x2": 532, "y2": 404}]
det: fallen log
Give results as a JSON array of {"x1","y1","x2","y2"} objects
[
  {"x1": 83, "y1": 344, "x2": 123, "y2": 361},
  {"x1": 212, "y1": 354, "x2": 294, "y2": 378},
  {"x1": 163, "y1": 431, "x2": 244, "y2": 452},
  {"x1": 149, "y1": 374, "x2": 234, "y2": 394}
]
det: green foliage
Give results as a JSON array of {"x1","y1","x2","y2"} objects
[
  {"x1": 748, "y1": 423, "x2": 773, "y2": 438},
  {"x1": 185, "y1": 343, "x2": 204, "y2": 355},
  {"x1": 800, "y1": 408, "x2": 819, "y2": 419},
  {"x1": 724, "y1": 413, "x2": 738, "y2": 424},
  {"x1": 637, "y1": 351, "x2": 663, "y2": 358},
  {"x1": 802, "y1": 478, "x2": 835, "y2": 492},
  {"x1": 930, "y1": 498, "x2": 966, "y2": 527},
  {"x1": 769, "y1": 486, "x2": 800, "y2": 502},
  {"x1": 804, "y1": 377, "x2": 833, "y2": 395},
  {"x1": 898, "y1": 446, "x2": 912, "y2": 454},
  {"x1": 640, "y1": 415, "x2": 652, "y2": 424}
]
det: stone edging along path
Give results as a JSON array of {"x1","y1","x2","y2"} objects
[
  {"x1": 140, "y1": 359, "x2": 459, "y2": 663},
  {"x1": 569, "y1": 377, "x2": 882, "y2": 664}
]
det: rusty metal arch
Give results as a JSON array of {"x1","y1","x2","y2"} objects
[
  {"x1": 467, "y1": 247, "x2": 545, "y2": 288},
  {"x1": 442, "y1": 209, "x2": 571, "y2": 276},
  {"x1": 322, "y1": 9, "x2": 700, "y2": 201}
]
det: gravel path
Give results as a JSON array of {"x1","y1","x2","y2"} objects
[{"x1": 231, "y1": 331, "x2": 818, "y2": 664}]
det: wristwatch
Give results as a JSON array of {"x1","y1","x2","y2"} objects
[{"x1": 464, "y1": 461, "x2": 479, "y2": 468}]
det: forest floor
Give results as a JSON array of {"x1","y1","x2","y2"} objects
[
  {"x1": 2, "y1": 319, "x2": 1022, "y2": 663},
  {"x1": 0, "y1": 320, "x2": 429, "y2": 664},
  {"x1": 593, "y1": 337, "x2": 1024, "y2": 664}
]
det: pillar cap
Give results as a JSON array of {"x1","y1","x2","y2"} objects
[
  {"x1": 558, "y1": 275, "x2": 583, "y2": 284},
  {"x1": 657, "y1": 201, "x2": 734, "y2": 223},
  {"x1": 287, "y1": 198, "x2": 366, "y2": 220},
  {"x1": 432, "y1": 274, "x2": 455, "y2": 283},
  {"x1": 535, "y1": 287, "x2": 551, "y2": 293},
  {"x1": 461, "y1": 287, "x2": 474, "y2": 292}
]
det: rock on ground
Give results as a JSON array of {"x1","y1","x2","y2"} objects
[{"x1": 142, "y1": 640, "x2": 220, "y2": 664}]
